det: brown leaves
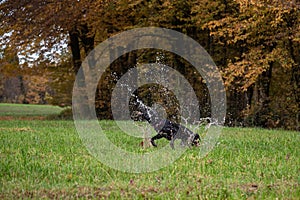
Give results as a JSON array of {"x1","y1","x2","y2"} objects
[
  {"x1": 206, "y1": 0, "x2": 299, "y2": 93},
  {"x1": 224, "y1": 45, "x2": 296, "y2": 91},
  {"x1": 1, "y1": 0, "x2": 108, "y2": 64}
]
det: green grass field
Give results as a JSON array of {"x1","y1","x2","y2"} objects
[
  {"x1": 0, "y1": 103, "x2": 64, "y2": 117},
  {"x1": 0, "y1": 104, "x2": 299, "y2": 199}
]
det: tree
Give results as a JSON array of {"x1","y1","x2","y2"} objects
[
  {"x1": 0, "y1": 0, "x2": 109, "y2": 73},
  {"x1": 1, "y1": 0, "x2": 299, "y2": 129},
  {"x1": 1, "y1": 0, "x2": 108, "y2": 115},
  {"x1": 205, "y1": 0, "x2": 300, "y2": 129}
]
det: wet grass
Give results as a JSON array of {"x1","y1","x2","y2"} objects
[{"x1": 0, "y1": 104, "x2": 299, "y2": 199}]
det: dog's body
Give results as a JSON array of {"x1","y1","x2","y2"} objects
[{"x1": 135, "y1": 103, "x2": 200, "y2": 149}]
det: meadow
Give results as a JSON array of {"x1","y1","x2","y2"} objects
[{"x1": 0, "y1": 104, "x2": 299, "y2": 199}]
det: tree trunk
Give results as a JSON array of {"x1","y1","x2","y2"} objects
[
  {"x1": 79, "y1": 24, "x2": 95, "y2": 57},
  {"x1": 69, "y1": 27, "x2": 81, "y2": 75},
  {"x1": 255, "y1": 63, "x2": 273, "y2": 127},
  {"x1": 69, "y1": 25, "x2": 95, "y2": 119},
  {"x1": 289, "y1": 39, "x2": 300, "y2": 131},
  {"x1": 19, "y1": 75, "x2": 27, "y2": 104}
]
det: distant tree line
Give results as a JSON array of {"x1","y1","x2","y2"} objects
[
  {"x1": 0, "y1": 74, "x2": 47, "y2": 104},
  {"x1": 0, "y1": 0, "x2": 299, "y2": 130}
]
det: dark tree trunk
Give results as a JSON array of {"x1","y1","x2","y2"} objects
[
  {"x1": 254, "y1": 63, "x2": 273, "y2": 127},
  {"x1": 69, "y1": 25, "x2": 95, "y2": 120},
  {"x1": 79, "y1": 24, "x2": 95, "y2": 57},
  {"x1": 226, "y1": 89, "x2": 248, "y2": 126},
  {"x1": 69, "y1": 27, "x2": 81, "y2": 75},
  {"x1": 289, "y1": 39, "x2": 300, "y2": 130},
  {"x1": 19, "y1": 75, "x2": 27, "y2": 104}
]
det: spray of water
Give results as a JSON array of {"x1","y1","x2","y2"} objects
[{"x1": 73, "y1": 27, "x2": 226, "y2": 173}]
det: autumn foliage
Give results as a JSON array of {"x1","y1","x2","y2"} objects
[{"x1": 0, "y1": 0, "x2": 299, "y2": 130}]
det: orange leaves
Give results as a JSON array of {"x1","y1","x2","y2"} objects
[
  {"x1": 224, "y1": 59, "x2": 261, "y2": 91},
  {"x1": 206, "y1": 0, "x2": 299, "y2": 94},
  {"x1": 223, "y1": 45, "x2": 294, "y2": 92}
]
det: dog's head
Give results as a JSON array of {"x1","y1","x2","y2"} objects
[{"x1": 192, "y1": 134, "x2": 200, "y2": 146}]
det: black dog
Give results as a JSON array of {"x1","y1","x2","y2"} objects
[{"x1": 134, "y1": 103, "x2": 200, "y2": 149}]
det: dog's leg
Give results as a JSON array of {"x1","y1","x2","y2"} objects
[
  {"x1": 170, "y1": 138, "x2": 175, "y2": 149},
  {"x1": 180, "y1": 139, "x2": 186, "y2": 147},
  {"x1": 169, "y1": 131, "x2": 178, "y2": 149},
  {"x1": 150, "y1": 134, "x2": 164, "y2": 147}
]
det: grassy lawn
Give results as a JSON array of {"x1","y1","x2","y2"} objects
[
  {"x1": 0, "y1": 103, "x2": 63, "y2": 117},
  {"x1": 0, "y1": 104, "x2": 299, "y2": 199}
]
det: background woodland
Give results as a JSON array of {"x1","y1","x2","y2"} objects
[{"x1": 0, "y1": 0, "x2": 299, "y2": 130}]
